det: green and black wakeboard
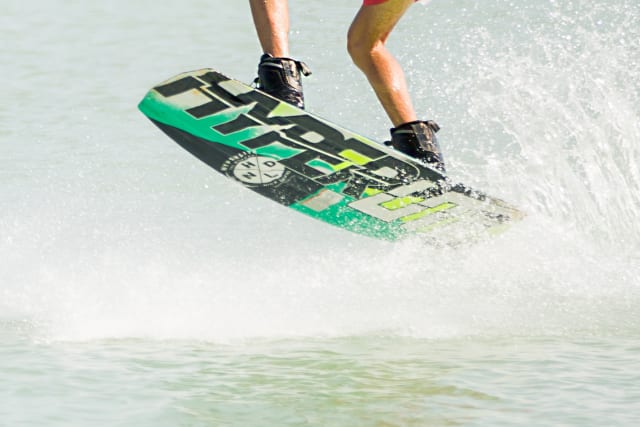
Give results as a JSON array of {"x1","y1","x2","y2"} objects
[{"x1": 139, "y1": 68, "x2": 523, "y2": 245}]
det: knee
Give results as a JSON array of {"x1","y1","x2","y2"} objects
[{"x1": 347, "y1": 31, "x2": 376, "y2": 69}]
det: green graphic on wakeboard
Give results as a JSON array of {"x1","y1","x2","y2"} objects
[{"x1": 139, "y1": 68, "x2": 523, "y2": 245}]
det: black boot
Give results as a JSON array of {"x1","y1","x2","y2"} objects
[
  {"x1": 255, "y1": 54, "x2": 312, "y2": 109},
  {"x1": 386, "y1": 120, "x2": 445, "y2": 172}
]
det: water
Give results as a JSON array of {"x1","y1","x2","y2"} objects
[{"x1": 1, "y1": 0, "x2": 639, "y2": 425}]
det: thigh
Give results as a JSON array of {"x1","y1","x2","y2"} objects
[{"x1": 349, "y1": 0, "x2": 415, "y2": 46}]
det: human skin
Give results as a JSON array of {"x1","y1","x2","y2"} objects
[{"x1": 249, "y1": 0, "x2": 418, "y2": 127}]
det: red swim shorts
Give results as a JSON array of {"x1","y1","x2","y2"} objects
[{"x1": 363, "y1": 0, "x2": 418, "y2": 5}]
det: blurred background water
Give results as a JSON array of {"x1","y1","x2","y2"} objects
[{"x1": 1, "y1": 0, "x2": 639, "y2": 425}]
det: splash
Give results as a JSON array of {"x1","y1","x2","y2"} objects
[{"x1": 472, "y1": 3, "x2": 639, "y2": 246}]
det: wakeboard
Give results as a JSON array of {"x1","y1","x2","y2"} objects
[{"x1": 138, "y1": 68, "x2": 523, "y2": 245}]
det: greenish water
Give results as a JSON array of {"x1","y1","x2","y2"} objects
[
  {"x1": 2, "y1": 322, "x2": 639, "y2": 426},
  {"x1": 1, "y1": 0, "x2": 639, "y2": 425}
]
